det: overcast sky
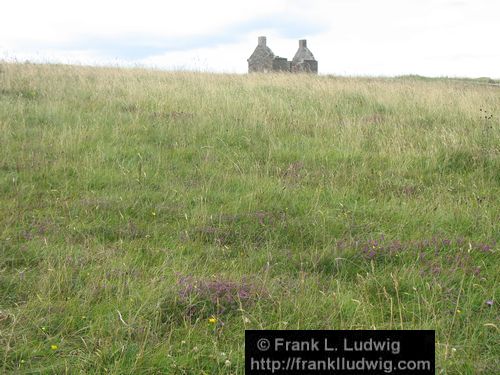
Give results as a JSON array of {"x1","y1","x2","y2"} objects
[{"x1": 1, "y1": 0, "x2": 499, "y2": 77}]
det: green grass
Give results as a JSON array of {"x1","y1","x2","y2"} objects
[{"x1": 0, "y1": 62, "x2": 499, "y2": 374}]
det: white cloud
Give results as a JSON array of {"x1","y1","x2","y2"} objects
[{"x1": 1, "y1": 0, "x2": 286, "y2": 41}]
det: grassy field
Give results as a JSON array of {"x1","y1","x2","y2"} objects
[{"x1": 0, "y1": 62, "x2": 498, "y2": 374}]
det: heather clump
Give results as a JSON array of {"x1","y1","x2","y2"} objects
[{"x1": 176, "y1": 275, "x2": 266, "y2": 319}]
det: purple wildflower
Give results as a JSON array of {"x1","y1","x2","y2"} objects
[{"x1": 480, "y1": 244, "x2": 491, "y2": 252}]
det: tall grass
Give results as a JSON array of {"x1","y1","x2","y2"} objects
[{"x1": 0, "y1": 62, "x2": 498, "y2": 373}]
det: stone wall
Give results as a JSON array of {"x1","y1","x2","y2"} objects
[
  {"x1": 292, "y1": 59, "x2": 318, "y2": 73},
  {"x1": 272, "y1": 57, "x2": 291, "y2": 72}
]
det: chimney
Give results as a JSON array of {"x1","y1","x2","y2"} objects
[
  {"x1": 258, "y1": 36, "x2": 267, "y2": 46},
  {"x1": 299, "y1": 39, "x2": 307, "y2": 48}
]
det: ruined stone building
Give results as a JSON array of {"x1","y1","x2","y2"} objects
[{"x1": 247, "y1": 36, "x2": 318, "y2": 74}]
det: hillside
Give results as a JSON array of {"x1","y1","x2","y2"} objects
[{"x1": 0, "y1": 63, "x2": 498, "y2": 373}]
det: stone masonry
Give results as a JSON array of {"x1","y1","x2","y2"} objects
[{"x1": 247, "y1": 36, "x2": 318, "y2": 74}]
